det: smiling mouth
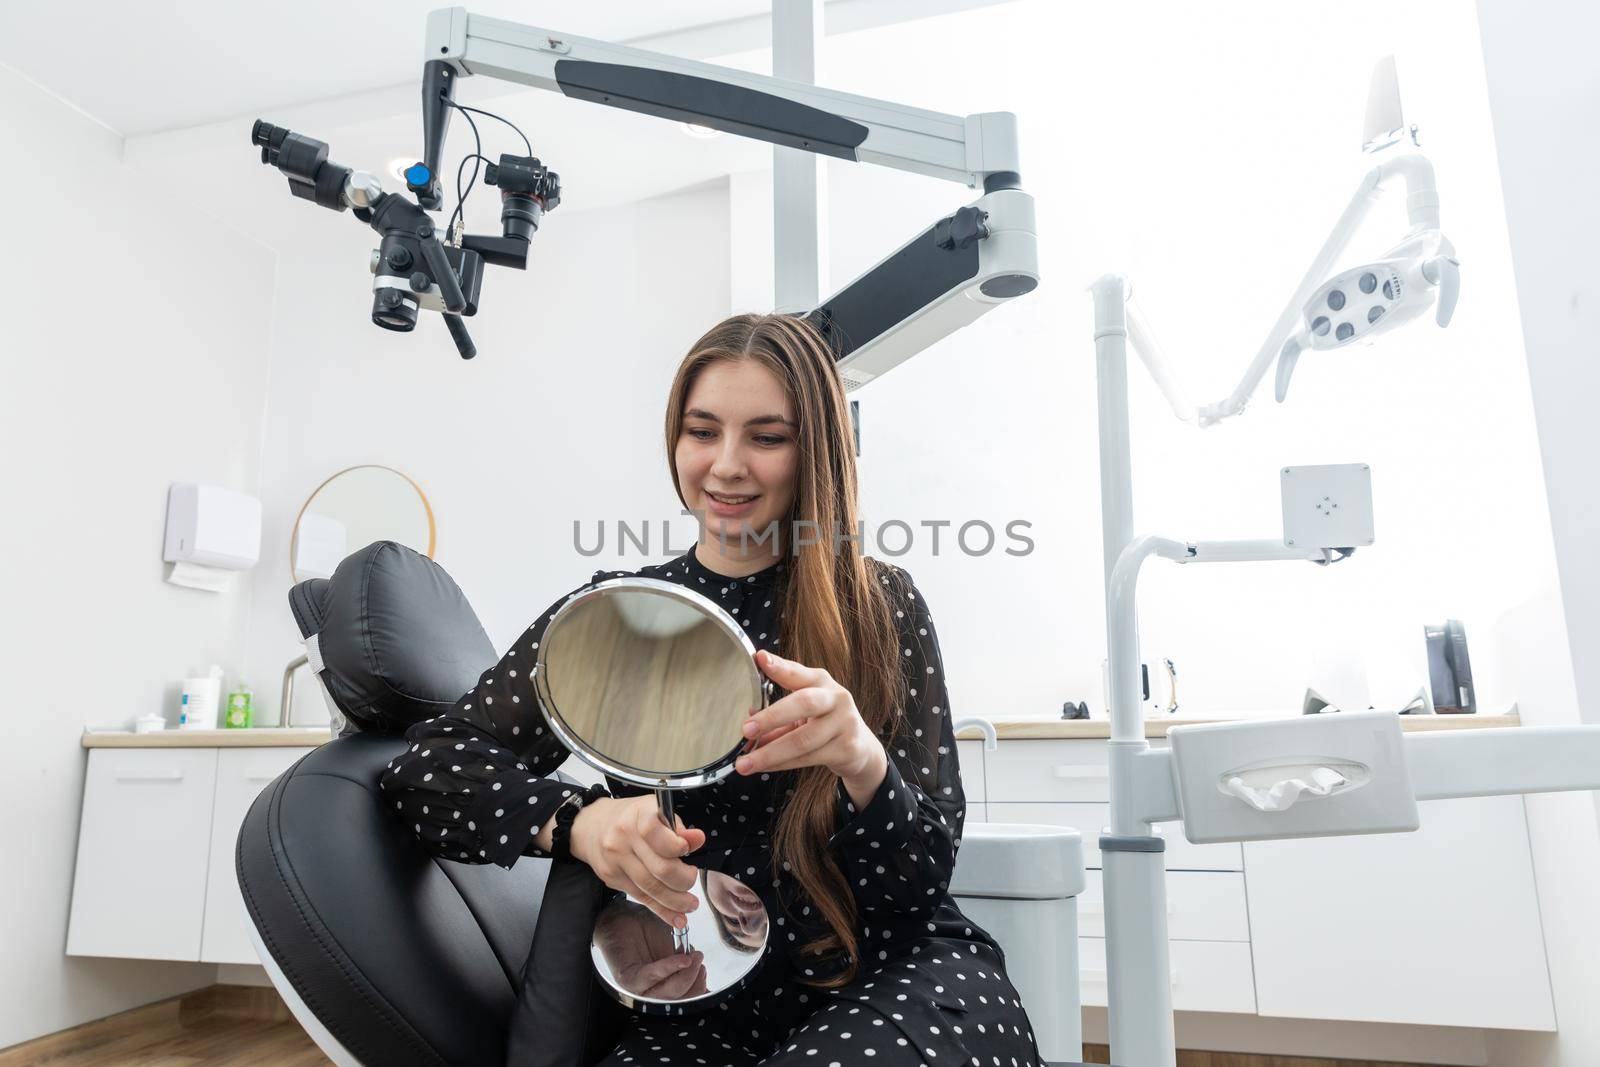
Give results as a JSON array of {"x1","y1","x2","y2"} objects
[{"x1": 706, "y1": 491, "x2": 760, "y2": 505}]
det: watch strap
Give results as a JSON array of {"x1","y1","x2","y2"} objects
[{"x1": 550, "y1": 782, "x2": 608, "y2": 862}]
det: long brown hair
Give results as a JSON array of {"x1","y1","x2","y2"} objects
[{"x1": 664, "y1": 313, "x2": 903, "y2": 987}]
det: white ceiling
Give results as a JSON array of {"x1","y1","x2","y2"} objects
[
  {"x1": 8, "y1": 0, "x2": 1012, "y2": 248},
  {"x1": 0, "y1": 1, "x2": 783, "y2": 137}
]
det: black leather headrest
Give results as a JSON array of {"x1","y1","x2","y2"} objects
[{"x1": 287, "y1": 540, "x2": 495, "y2": 735}]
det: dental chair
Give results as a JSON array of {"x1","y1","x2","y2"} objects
[
  {"x1": 236, "y1": 541, "x2": 616, "y2": 1067},
  {"x1": 238, "y1": 540, "x2": 1088, "y2": 1066}
]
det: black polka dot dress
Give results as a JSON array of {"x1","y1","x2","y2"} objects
[{"x1": 380, "y1": 547, "x2": 1044, "y2": 1067}]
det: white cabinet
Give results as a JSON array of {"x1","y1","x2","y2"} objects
[
  {"x1": 200, "y1": 748, "x2": 309, "y2": 964},
  {"x1": 1078, "y1": 937, "x2": 1257, "y2": 1015},
  {"x1": 1078, "y1": 870, "x2": 1250, "y2": 942},
  {"x1": 966, "y1": 735, "x2": 1555, "y2": 1031},
  {"x1": 67, "y1": 745, "x2": 307, "y2": 965},
  {"x1": 1245, "y1": 795, "x2": 1555, "y2": 1031},
  {"x1": 983, "y1": 739, "x2": 1111, "y2": 803},
  {"x1": 67, "y1": 748, "x2": 219, "y2": 961},
  {"x1": 977, "y1": 741, "x2": 1260, "y2": 1013}
]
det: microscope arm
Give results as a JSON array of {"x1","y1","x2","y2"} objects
[
  {"x1": 422, "y1": 8, "x2": 1021, "y2": 191},
  {"x1": 418, "y1": 7, "x2": 1039, "y2": 386}
]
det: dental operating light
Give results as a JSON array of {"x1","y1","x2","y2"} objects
[
  {"x1": 1277, "y1": 215, "x2": 1460, "y2": 402},
  {"x1": 1114, "y1": 59, "x2": 1460, "y2": 428},
  {"x1": 1088, "y1": 60, "x2": 1481, "y2": 1067},
  {"x1": 250, "y1": 7, "x2": 1038, "y2": 366}
]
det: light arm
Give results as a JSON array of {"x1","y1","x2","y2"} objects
[{"x1": 1114, "y1": 153, "x2": 1444, "y2": 428}]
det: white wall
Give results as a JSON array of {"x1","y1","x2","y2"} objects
[
  {"x1": 724, "y1": 1, "x2": 1565, "y2": 730},
  {"x1": 0, "y1": 62, "x2": 276, "y2": 1048},
  {"x1": 1474, "y1": 2, "x2": 1600, "y2": 1063},
  {"x1": 241, "y1": 180, "x2": 732, "y2": 720},
  {"x1": 1476, "y1": 0, "x2": 1600, "y2": 736}
]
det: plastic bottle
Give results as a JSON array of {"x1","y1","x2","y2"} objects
[
  {"x1": 179, "y1": 665, "x2": 225, "y2": 729},
  {"x1": 224, "y1": 682, "x2": 254, "y2": 729}
]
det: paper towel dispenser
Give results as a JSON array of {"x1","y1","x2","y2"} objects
[{"x1": 163, "y1": 482, "x2": 261, "y2": 591}]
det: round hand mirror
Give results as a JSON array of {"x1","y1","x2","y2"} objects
[
  {"x1": 533, "y1": 576, "x2": 772, "y2": 1013},
  {"x1": 290, "y1": 465, "x2": 435, "y2": 583}
]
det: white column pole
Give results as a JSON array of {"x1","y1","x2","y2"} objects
[
  {"x1": 1092, "y1": 274, "x2": 1178, "y2": 1067},
  {"x1": 772, "y1": 0, "x2": 826, "y2": 311}
]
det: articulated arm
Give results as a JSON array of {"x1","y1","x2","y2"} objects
[
  {"x1": 416, "y1": 7, "x2": 1039, "y2": 379},
  {"x1": 422, "y1": 8, "x2": 1022, "y2": 191}
]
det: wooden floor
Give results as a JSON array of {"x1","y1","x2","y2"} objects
[
  {"x1": 1080, "y1": 1047, "x2": 1443, "y2": 1067},
  {"x1": 0, "y1": 987, "x2": 1449, "y2": 1067},
  {"x1": 0, "y1": 985, "x2": 327, "y2": 1067}
]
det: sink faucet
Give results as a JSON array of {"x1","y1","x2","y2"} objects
[{"x1": 953, "y1": 716, "x2": 998, "y2": 751}]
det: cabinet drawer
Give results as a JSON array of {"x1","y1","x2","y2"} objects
[
  {"x1": 1078, "y1": 937, "x2": 1256, "y2": 1014},
  {"x1": 1077, "y1": 870, "x2": 1249, "y2": 941},
  {"x1": 67, "y1": 748, "x2": 219, "y2": 961},
  {"x1": 984, "y1": 741, "x2": 1109, "y2": 802},
  {"x1": 201, "y1": 748, "x2": 308, "y2": 964},
  {"x1": 987, "y1": 802, "x2": 1242, "y2": 871}
]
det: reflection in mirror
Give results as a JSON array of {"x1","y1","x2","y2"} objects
[
  {"x1": 290, "y1": 465, "x2": 434, "y2": 582},
  {"x1": 540, "y1": 584, "x2": 760, "y2": 779},
  {"x1": 700, "y1": 869, "x2": 767, "y2": 952},
  {"x1": 592, "y1": 898, "x2": 709, "y2": 1001}
]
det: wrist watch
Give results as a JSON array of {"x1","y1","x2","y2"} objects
[{"x1": 549, "y1": 782, "x2": 609, "y2": 862}]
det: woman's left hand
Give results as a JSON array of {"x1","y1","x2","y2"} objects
[{"x1": 737, "y1": 650, "x2": 886, "y2": 792}]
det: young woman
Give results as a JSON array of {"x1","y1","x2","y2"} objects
[{"x1": 380, "y1": 314, "x2": 1043, "y2": 1065}]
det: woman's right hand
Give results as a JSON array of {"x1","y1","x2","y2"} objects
[{"x1": 570, "y1": 795, "x2": 706, "y2": 930}]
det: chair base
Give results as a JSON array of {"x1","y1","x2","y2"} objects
[{"x1": 248, "y1": 909, "x2": 363, "y2": 1067}]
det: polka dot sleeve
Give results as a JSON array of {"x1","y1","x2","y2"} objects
[
  {"x1": 377, "y1": 570, "x2": 628, "y2": 869},
  {"x1": 825, "y1": 565, "x2": 965, "y2": 920}
]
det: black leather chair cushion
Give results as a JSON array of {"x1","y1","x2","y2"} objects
[
  {"x1": 239, "y1": 734, "x2": 565, "y2": 1066},
  {"x1": 288, "y1": 541, "x2": 496, "y2": 735}
]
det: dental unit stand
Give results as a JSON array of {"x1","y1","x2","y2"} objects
[{"x1": 1089, "y1": 64, "x2": 1600, "y2": 1067}]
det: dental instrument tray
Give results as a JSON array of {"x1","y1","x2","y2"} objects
[{"x1": 1166, "y1": 711, "x2": 1418, "y2": 843}]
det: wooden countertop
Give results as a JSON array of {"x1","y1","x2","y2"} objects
[
  {"x1": 82, "y1": 728, "x2": 333, "y2": 749},
  {"x1": 83, "y1": 713, "x2": 1520, "y2": 748},
  {"x1": 953, "y1": 713, "x2": 1521, "y2": 740}
]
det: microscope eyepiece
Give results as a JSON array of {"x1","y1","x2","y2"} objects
[{"x1": 252, "y1": 119, "x2": 350, "y2": 211}]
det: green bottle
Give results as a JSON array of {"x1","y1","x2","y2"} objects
[{"x1": 225, "y1": 683, "x2": 254, "y2": 729}]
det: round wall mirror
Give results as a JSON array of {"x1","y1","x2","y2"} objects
[
  {"x1": 533, "y1": 576, "x2": 772, "y2": 1012},
  {"x1": 290, "y1": 465, "x2": 435, "y2": 583}
]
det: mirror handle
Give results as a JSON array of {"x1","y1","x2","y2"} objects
[{"x1": 656, "y1": 788, "x2": 676, "y2": 831}]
